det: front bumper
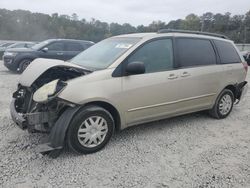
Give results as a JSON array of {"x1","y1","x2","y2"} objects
[
  {"x1": 10, "y1": 99, "x2": 54, "y2": 131},
  {"x1": 3, "y1": 55, "x2": 18, "y2": 71},
  {"x1": 10, "y1": 100, "x2": 27, "y2": 129},
  {"x1": 11, "y1": 98, "x2": 81, "y2": 157}
]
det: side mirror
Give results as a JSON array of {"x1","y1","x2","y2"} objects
[
  {"x1": 41, "y1": 47, "x2": 48, "y2": 53},
  {"x1": 126, "y1": 61, "x2": 145, "y2": 75}
]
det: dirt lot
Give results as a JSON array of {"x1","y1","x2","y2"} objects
[{"x1": 0, "y1": 61, "x2": 249, "y2": 188}]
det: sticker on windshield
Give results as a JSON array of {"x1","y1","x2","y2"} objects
[{"x1": 115, "y1": 43, "x2": 133, "y2": 49}]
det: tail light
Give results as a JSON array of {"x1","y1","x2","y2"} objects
[{"x1": 242, "y1": 62, "x2": 248, "y2": 72}]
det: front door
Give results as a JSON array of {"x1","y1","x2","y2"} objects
[
  {"x1": 121, "y1": 38, "x2": 182, "y2": 125},
  {"x1": 40, "y1": 41, "x2": 66, "y2": 60}
]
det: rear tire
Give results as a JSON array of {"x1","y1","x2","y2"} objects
[
  {"x1": 209, "y1": 89, "x2": 234, "y2": 119},
  {"x1": 67, "y1": 105, "x2": 115, "y2": 154},
  {"x1": 18, "y1": 59, "x2": 32, "y2": 73}
]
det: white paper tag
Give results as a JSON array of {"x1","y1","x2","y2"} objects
[{"x1": 115, "y1": 44, "x2": 133, "y2": 49}]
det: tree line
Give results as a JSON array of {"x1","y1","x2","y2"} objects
[{"x1": 0, "y1": 8, "x2": 250, "y2": 43}]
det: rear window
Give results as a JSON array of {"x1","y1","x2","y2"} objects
[
  {"x1": 214, "y1": 40, "x2": 241, "y2": 64},
  {"x1": 176, "y1": 38, "x2": 216, "y2": 68}
]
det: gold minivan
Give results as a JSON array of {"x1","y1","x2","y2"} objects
[{"x1": 10, "y1": 30, "x2": 248, "y2": 157}]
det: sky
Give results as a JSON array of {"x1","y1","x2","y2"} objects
[{"x1": 0, "y1": 0, "x2": 250, "y2": 26}]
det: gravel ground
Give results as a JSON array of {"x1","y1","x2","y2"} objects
[{"x1": 0, "y1": 61, "x2": 249, "y2": 188}]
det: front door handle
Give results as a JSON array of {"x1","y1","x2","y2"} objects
[
  {"x1": 181, "y1": 71, "x2": 190, "y2": 77},
  {"x1": 57, "y1": 52, "x2": 63, "y2": 55},
  {"x1": 168, "y1": 74, "x2": 178, "y2": 80}
]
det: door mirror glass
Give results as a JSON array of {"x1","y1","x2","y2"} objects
[
  {"x1": 126, "y1": 61, "x2": 145, "y2": 75},
  {"x1": 41, "y1": 47, "x2": 48, "y2": 52}
]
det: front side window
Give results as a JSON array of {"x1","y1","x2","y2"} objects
[
  {"x1": 127, "y1": 39, "x2": 173, "y2": 73},
  {"x1": 46, "y1": 42, "x2": 64, "y2": 51},
  {"x1": 176, "y1": 38, "x2": 216, "y2": 68},
  {"x1": 31, "y1": 40, "x2": 52, "y2": 50},
  {"x1": 214, "y1": 40, "x2": 241, "y2": 64}
]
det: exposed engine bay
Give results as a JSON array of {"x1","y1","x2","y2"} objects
[{"x1": 12, "y1": 66, "x2": 90, "y2": 133}]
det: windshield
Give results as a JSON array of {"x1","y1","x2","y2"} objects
[
  {"x1": 31, "y1": 40, "x2": 52, "y2": 50},
  {"x1": 70, "y1": 37, "x2": 140, "y2": 70}
]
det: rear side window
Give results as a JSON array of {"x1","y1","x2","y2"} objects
[
  {"x1": 65, "y1": 42, "x2": 85, "y2": 51},
  {"x1": 176, "y1": 38, "x2": 216, "y2": 68},
  {"x1": 127, "y1": 39, "x2": 173, "y2": 73},
  {"x1": 214, "y1": 40, "x2": 241, "y2": 64}
]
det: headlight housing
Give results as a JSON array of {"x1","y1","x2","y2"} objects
[
  {"x1": 4, "y1": 52, "x2": 18, "y2": 56},
  {"x1": 33, "y1": 79, "x2": 67, "y2": 103}
]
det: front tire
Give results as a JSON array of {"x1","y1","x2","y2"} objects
[
  {"x1": 67, "y1": 105, "x2": 115, "y2": 154},
  {"x1": 209, "y1": 89, "x2": 234, "y2": 119}
]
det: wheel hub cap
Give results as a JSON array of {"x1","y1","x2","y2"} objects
[
  {"x1": 77, "y1": 116, "x2": 108, "y2": 148},
  {"x1": 219, "y1": 94, "x2": 232, "y2": 115}
]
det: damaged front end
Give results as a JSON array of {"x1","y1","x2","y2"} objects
[
  {"x1": 11, "y1": 83, "x2": 70, "y2": 132},
  {"x1": 10, "y1": 59, "x2": 91, "y2": 157}
]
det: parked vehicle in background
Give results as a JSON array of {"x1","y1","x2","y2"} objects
[
  {"x1": 7, "y1": 42, "x2": 37, "y2": 49},
  {"x1": 0, "y1": 41, "x2": 8, "y2": 46},
  {"x1": 10, "y1": 30, "x2": 248, "y2": 157},
  {"x1": 0, "y1": 42, "x2": 15, "y2": 47},
  {"x1": 0, "y1": 42, "x2": 15, "y2": 59},
  {"x1": 0, "y1": 42, "x2": 36, "y2": 60},
  {"x1": 236, "y1": 43, "x2": 250, "y2": 52},
  {"x1": 3, "y1": 39, "x2": 94, "y2": 73},
  {"x1": 241, "y1": 51, "x2": 250, "y2": 65}
]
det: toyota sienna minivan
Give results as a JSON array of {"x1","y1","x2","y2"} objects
[{"x1": 10, "y1": 30, "x2": 248, "y2": 157}]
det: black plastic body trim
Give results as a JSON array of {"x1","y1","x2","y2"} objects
[{"x1": 37, "y1": 106, "x2": 81, "y2": 154}]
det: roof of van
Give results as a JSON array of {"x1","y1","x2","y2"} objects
[{"x1": 112, "y1": 31, "x2": 231, "y2": 42}]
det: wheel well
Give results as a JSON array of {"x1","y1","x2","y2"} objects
[
  {"x1": 18, "y1": 58, "x2": 34, "y2": 68},
  {"x1": 225, "y1": 85, "x2": 236, "y2": 100},
  {"x1": 19, "y1": 58, "x2": 33, "y2": 64},
  {"x1": 84, "y1": 101, "x2": 121, "y2": 132}
]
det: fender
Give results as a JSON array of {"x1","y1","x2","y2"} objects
[
  {"x1": 15, "y1": 53, "x2": 38, "y2": 64},
  {"x1": 37, "y1": 106, "x2": 81, "y2": 157}
]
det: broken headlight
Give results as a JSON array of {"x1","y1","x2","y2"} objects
[{"x1": 33, "y1": 79, "x2": 67, "y2": 103}]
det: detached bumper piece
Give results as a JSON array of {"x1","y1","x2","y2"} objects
[
  {"x1": 235, "y1": 81, "x2": 248, "y2": 104},
  {"x1": 11, "y1": 99, "x2": 81, "y2": 158},
  {"x1": 37, "y1": 106, "x2": 81, "y2": 158}
]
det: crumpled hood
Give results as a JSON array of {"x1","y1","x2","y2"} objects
[{"x1": 19, "y1": 58, "x2": 86, "y2": 87}]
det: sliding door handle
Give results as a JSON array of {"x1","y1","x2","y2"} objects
[
  {"x1": 168, "y1": 74, "x2": 178, "y2": 80},
  {"x1": 181, "y1": 72, "x2": 190, "y2": 77}
]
